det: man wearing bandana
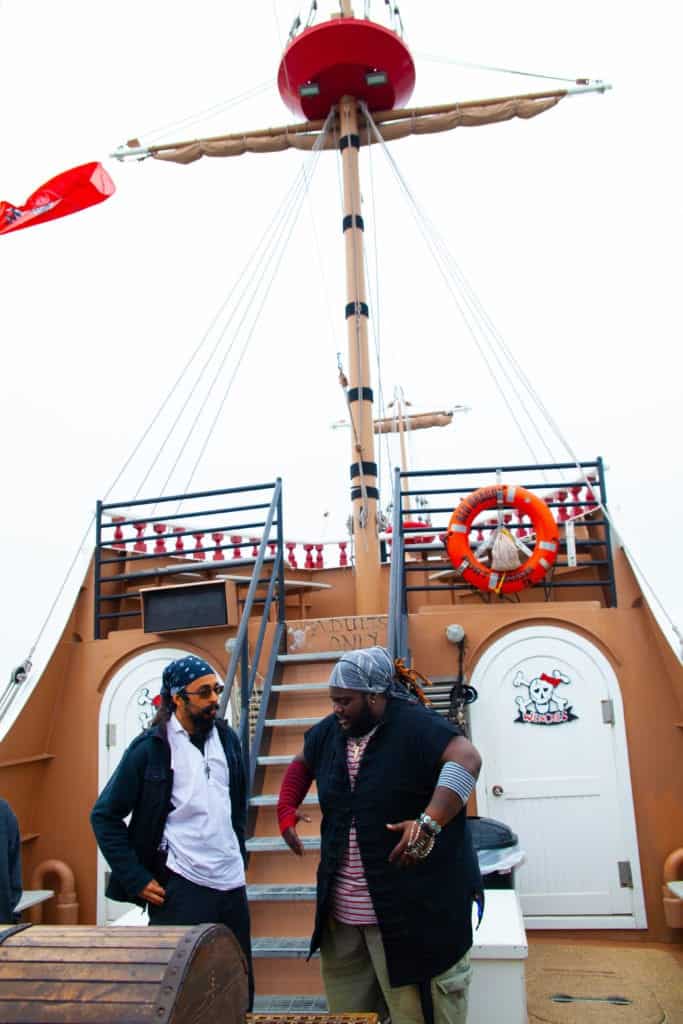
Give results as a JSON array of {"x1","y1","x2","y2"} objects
[
  {"x1": 91, "y1": 655, "x2": 252, "y2": 1006},
  {"x1": 278, "y1": 647, "x2": 482, "y2": 1024}
]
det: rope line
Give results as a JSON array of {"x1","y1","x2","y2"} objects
[
  {"x1": 361, "y1": 104, "x2": 546, "y2": 466},
  {"x1": 143, "y1": 163, "x2": 313, "y2": 503},
  {"x1": 137, "y1": 80, "x2": 275, "y2": 145},
  {"x1": 415, "y1": 51, "x2": 585, "y2": 85},
  {"x1": 365, "y1": 137, "x2": 395, "y2": 510},
  {"x1": 179, "y1": 113, "x2": 334, "y2": 498},
  {"x1": 362, "y1": 105, "x2": 682, "y2": 649}
]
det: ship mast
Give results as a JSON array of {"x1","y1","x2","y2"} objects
[
  {"x1": 112, "y1": 3, "x2": 610, "y2": 614},
  {"x1": 339, "y1": 85, "x2": 382, "y2": 610}
]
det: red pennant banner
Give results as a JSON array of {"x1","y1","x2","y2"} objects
[{"x1": 0, "y1": 162, "x2": 115, "y2": 236}]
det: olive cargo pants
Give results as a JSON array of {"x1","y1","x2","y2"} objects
[{"x1": 320, "y1": 917, "x2": 472, "y2": 1024}]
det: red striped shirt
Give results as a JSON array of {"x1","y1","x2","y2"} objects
[{"x1": 331, "y1": 727, "x2": 378, "y2": 926}]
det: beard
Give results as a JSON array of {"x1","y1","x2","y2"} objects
[
  {"x1": 186, "y1": 704, "x2": 217, "y2": 739},
  {"x1": 345, "y1": 703, "x2": 377, "y2": 737}
]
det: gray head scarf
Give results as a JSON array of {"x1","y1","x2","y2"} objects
[{"x1": 328, "y1": 646, "x2": 416, "y2": 702}]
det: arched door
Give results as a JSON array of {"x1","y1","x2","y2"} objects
[
  {"x1": 96, "y1": 646, "x2": 222, "y2": 924},
  {"x1": 469, "y1": 625, "x2": 646, "y2": 929}
]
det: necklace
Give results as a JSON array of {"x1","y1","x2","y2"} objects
[
  {"x1": 347, "y1": 725, "x2": 378, "y2": 765},
  {"x1": 349, "y1": 739, "x2": 364, "y2": 764}
]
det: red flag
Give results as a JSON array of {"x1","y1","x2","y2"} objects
[{"x1": 0, "y1": 162, "x2": 115, "y2": 236}]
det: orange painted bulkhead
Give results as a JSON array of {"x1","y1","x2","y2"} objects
[{"x1": 1, "y1": 540, "x2": 682, "y2": 948}]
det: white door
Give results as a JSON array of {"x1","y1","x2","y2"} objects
[
  {"x1": 470, "y1": 625, "x2": 646, "y2": 929},
  {"x1": 97, "y1": 646, "x2": 221, "y2": 924}
]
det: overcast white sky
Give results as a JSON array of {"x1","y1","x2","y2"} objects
[{"x1": 1, "y1": 0, "x2": 681, "y2": 680}]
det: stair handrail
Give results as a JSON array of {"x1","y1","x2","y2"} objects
[
  {"x1": 387, "y1": 466, "x2": 408, "y2": 662},
  {"x1": 218, "y1": 479, "x2": 285, "y2": 780}
]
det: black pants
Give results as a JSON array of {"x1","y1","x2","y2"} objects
[{"x1": 148, "y1": 870, "x2": 254, "y2": 1010}]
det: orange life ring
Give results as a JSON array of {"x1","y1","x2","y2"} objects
[{"x1": 445, "y1": 484, "x2": 559, "y2": 594}]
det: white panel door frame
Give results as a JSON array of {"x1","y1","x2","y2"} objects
[{"x1": 470, "y1": 625, "x2": 647, "y2": 930}]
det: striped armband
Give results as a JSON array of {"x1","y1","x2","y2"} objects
[{"x1": 437, "y1": 761, "x2": 476, "y2": 804}]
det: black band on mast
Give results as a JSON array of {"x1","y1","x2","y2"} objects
[
  {"x1": 350, "y1": 461, "x2": 378, "y2": 479},
  {"x1": 347, "y1": 386, "x2": 374, "y2": 402},
  {"x1": 342, "y1": 214, "x2": 365, "y2": 232},
  {"x1": 351, "y1": 486, "x2": 380, "y2": 500},
  {"x1": 339, "y1": 133, "x2": 361, "y2": 151},
  {"x1": 345, "y1": 301, "x2": 369, "y2": 319}
]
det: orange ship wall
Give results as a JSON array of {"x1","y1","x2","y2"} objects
[{"x1": 1, "y1": 545, "x2": 682, "y2": 944}]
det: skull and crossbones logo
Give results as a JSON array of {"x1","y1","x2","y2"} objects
[{"x1": 513, "y1": 668, "x2": 571, "y2": 716}]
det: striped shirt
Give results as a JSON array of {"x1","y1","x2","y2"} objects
[{"x1": 331, "y1": 726, "x2": 378, "y2": 926}]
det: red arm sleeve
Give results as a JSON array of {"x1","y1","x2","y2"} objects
[{"x1": 277, "y1": 758, "x2": 314, "y2": 834}]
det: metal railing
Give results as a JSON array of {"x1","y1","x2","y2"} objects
[
  {"x1": 388, "y1": 458, "x2": 616, "y2": 658},
  {"x1": 96, "y1": 478, "x2": 286, "y2": 791},
  {"x1": 94, "y1": 481, "x2": 284, "y2": 639},
  {"x1": 215, "y1": 482, "x2": 286, "y2": 788}
]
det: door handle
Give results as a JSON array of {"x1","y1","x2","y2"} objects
[{"x1": 491, "y1": 784, "x2": 504, "y2": 797}]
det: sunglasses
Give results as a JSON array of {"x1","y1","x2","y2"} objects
[{"x1": 183, "y1": 683, "x2": 225, "y2": 699}]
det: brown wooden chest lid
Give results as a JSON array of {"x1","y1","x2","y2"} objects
[{"x1": 0, "y1": 922, "x2": 248, "y2": 1023}]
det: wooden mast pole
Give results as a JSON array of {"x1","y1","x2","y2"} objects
[{"x1": 338, "y1": 5, "x2": 382, "y2": 612}]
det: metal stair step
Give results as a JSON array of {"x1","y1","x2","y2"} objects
[
  {"x1": 247, "y1": 836, "x2": 320, "y2": 853},
  {"x1": 256, "y1": 755, "x2": 295, "y2": 766},
  {"x1": 253, "y1": 996, "x2": 327, "y2": 1013},
  {"x1": 250, "y1": 793, "x2": 318, "y2": 807},
  {"x1": 271, "y1": 683, "x2": 329, "y2": 692},
  {"x1": 264, "y1": 717, "x2": 320, "y2": 728},
  {"x1": 247, "y1": 884, "x2": 316, "y2": 902},
  {"x1": 277, "y1": 651, "x2": 345, "y2": 664},
  {"x1": 252, "y1": 937, "x2": 316, "y2": 958}
]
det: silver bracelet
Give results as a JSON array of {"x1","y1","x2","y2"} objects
[{"x1": 418, "y1": 812, "x2": 442, "y2": 836}]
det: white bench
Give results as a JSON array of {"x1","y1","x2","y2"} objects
[
  {"x1": 16, "y1": 889, "x2": 54, "y2": 913},
  {"x1": 469, "y1": 889, "x2": 527, "y2": 1024}
]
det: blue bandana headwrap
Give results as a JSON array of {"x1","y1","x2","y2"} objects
[
  {"x1": 161, "y1": 655, "x2": 216, "y2": 696},
  {"x1": 328, "y1": 646, "x2": 416, "y2": 702}
]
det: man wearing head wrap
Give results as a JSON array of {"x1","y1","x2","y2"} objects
[
  {"x1": 277, "y1": 646, "x2": 482, "y2": 1024},
  {"x1": 91, "y1": 654, "x2": 253, "y2": 1007}
]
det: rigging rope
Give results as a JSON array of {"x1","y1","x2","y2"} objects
[
  {"x1": 365, "y1": 137, "x2": 395, "y2": 511},
  {"x1": 362, "y1": 104, "x2": 682, "y2": 650},
  {"x1": 136, "y1": 80, "x2": 275, "y2": 145},
  {"x1": 145, "y1": 159, "x2": 317, "y2": 503},
  {"x1": 138, "y1": 170, "x2": 309, "y2": 502},
  {"x1": 361, "y1": 104, "x2": 549, "y2": 467},
  {"x1": 20, "y1": 97, "x2": 326, "y2": 666},
  {"x1": 178, "y1": 112, "x2": 334, "y2": 499},
  {"x1": 414, "y1": 52, "x2": 587, "y2": 86}
]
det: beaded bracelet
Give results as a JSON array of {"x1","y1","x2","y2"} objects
[{"x1": 405, "y1": 819, "x2": 436, "y2": 859}]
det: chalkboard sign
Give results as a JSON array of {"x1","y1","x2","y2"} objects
[{"x1": 142, "y1": 581, "x2": 229, "y2": 633}]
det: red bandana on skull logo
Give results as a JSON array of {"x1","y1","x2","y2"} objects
[{"x1": 512, "y1": 668, "x2": 578, "y2": 725}]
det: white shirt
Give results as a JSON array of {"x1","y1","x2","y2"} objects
[{"x1": 163, "y1": 714, "x2": 245, "y2": 891}]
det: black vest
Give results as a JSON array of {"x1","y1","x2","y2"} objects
[{"x1": 304, "y1": 699, "x2": 481, "y2": 987}]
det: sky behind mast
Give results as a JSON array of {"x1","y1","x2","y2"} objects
[{"x1": 0, "y1": 0, "x2": 681, "y2": 673}]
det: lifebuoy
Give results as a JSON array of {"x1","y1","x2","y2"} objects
[{"x1": 445, "y1": 485, "x2": 559, "y2": 594}]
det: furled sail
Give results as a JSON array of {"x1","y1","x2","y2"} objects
[{"x1": 113, "y1": 89, "x2": 587, "y2": 166}]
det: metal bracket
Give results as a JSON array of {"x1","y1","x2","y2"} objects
[
  {"x1": 618, "y1": 860, "x2": 633, "y2": 888},
  {"x1": 601, "y1": 699, "x2": 615, "y2": 725}
]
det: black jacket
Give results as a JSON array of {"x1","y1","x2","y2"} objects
[
  {"x1": 91, "y1": 718, "x2": 247, "y2": 905},
  {"x1": 0, "y1": 799, "x2": 22, "y2": 923},
  {"x1": 303, "y1": 699, "x2": 481, "y2": 988}
]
